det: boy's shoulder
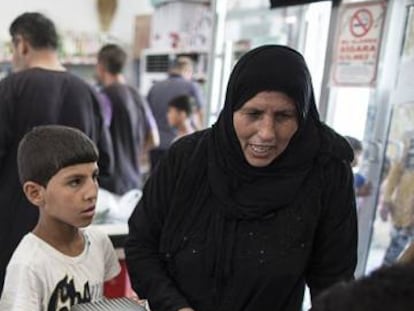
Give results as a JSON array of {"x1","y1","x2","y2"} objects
[
  {"x1": 10, "y1": 229, "x2": 111, "y2": 268},
  {"x1": 82, "y1": 226, "x2": 117, "y2": 259},
  {"x1": 3, "y1": 234, "x2": 48, "y2": 289},
  {"x1": 82, "y1": 226, "x2": 111, "y2": 245},
  {"x1": 9, "y1": 233, "x2": 45, "y2": 266}
]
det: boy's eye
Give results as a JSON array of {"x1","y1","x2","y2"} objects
[{"x1": 68, "y1": 179, "x2": 81, "y2": 187}]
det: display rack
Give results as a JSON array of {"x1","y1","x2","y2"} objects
[{"x1": 0, "y1": 31, "x2": 114, "y2": 83}]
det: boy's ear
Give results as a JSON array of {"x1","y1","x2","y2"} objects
[{"x1": 23, "y1": 181, "x2": 45, "y2": 206}]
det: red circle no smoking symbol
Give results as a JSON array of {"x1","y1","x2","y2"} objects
[{"x1": 350, "y1": 8, "x2": 373, "y2": 37}]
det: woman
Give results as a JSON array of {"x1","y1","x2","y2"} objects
[{"x1": 125, "y1": 45, "x2": 357, "y2": 311}]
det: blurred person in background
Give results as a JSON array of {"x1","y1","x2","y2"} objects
[
  {"x1": 344, "y1": 136, "x2": 372, "y2": 198},
  {"x1": 167, "y1": 95, "x2": 196, "y2": 141},
  {"x1": 0, "y1": 12, "x2": 113, "y2": 294},
  {"x1": 147, "y1": 56, "x2": 205, "y2": 169},
  {"x1": 96, "y1": 44, "x2": 159, "y2": 194},
  {"x1": 380, "y1": 131, "x2": 414, "y2": 265}
]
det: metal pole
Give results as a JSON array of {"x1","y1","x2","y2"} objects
[{"x1": 318, "y1": 0, "x2": 341, "y2": 122}]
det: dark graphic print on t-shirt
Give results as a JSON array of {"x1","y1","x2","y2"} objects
[{"x1": 48, "y1": 275, "x2": 101, "y2": 311}]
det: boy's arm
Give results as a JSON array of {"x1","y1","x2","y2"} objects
[
  {"x1": 0, "y1": 263, "x2": 42, "y2": 310},
  {"x1": 102, "y1": 232, "x2": 121, "y2": 282}
]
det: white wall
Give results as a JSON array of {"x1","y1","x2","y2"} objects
[{"x1": 0, "y1": 0, "x2": 154, "y2": 44}]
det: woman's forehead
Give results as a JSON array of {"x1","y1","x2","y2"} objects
[{"x1": 240, "y1": 91, "x2": 296, "y2": 110}]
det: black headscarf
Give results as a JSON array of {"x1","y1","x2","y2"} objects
[
  {"x1": 160, "y1": 45, "x2": 352, "y2": 285},
  {"x1": 208, "y1": 45, "x2": 322, "y2": 217}
]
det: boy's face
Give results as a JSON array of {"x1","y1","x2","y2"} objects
[
  {"x1": 167, "y1": 106, "x2": 185, "y2": 128},
  {"x1": 25, "y1": 162, "x2": 99, "y2": 228},
  {"x1": 352, "y1": 150, "x2": 362, "y2": 168}
]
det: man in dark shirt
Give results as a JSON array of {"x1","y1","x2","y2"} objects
[
  {"x1": 0, "y1": 12, "x2": 113, "y2": 294},
  {"x1": 147, "y1": 56, "x2": 205, "y2": 169},
  {"x1": 96, "y1": 44, "x2": 159, "y2": 194}
]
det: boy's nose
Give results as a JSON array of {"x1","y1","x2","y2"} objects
[{"x1": 84, "y1": 179, "x2": 98, "y2": 202}]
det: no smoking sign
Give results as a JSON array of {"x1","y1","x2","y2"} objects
[
  {"x1": 350, "y1": 8, "x2": 373, "y2": 37},
  {"x1": 332, "y1": 1, "x2": 386, "y2": 86}
]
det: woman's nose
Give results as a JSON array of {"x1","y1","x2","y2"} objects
[{"x1": 258, "y1": 116, "x2": 276, "y2": 141}]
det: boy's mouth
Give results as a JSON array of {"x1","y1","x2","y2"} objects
[{"x1": 81, "y1": 206, "x2": 95, "y2": 216}]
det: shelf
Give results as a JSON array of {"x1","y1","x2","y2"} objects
[{"x1": 0, "y1": 60, "x2": 96, "y2": 67}]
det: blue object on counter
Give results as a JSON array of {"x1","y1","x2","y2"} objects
[{"x1": 354, "y1": 173, "x2": 366, "y2": 188}]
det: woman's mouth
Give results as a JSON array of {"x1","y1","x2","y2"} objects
[{"x1": 249, "y1": 144, "x2": 274, "y2": 155}]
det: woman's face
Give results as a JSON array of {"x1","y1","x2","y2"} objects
[{"x1": 233, "y1": 91, "x2": 299, "y2": 167}]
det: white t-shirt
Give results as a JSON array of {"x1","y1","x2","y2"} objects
[{"x1": 0, "y1": 227, "x2": 121, "y2": 311}]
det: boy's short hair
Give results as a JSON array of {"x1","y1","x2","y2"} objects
[
  {"x1": 17, "y1": 125, "x2": 99, "y2": 186},
  {"x1": 168, "y1": 95, "x2": 193, "y2": 116},
  {"x1": 311, "y1": 264, "x2": 414, "y2": 311},
  {"x1": 97, "y1": 44, "x2": 127, "y2": 75},
  {"x1": 9, "y1": 12, "x2": 59, "y2": 50},
  {"x1": 344, "y1": 135, "x2": 363, "y2": 153}
]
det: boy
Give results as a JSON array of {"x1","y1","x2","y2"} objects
[
  {"x1": 167, "y1": 95, "x2": 196, "y2": 141},
  {"x1": 344, "y1": 135, "x2": 372, "y2": 197},
  {"x1": 0, "y1": 125, "x2": 120, "y2": 310},
  {"x1": 0, "y1": 12, "x2": 113, "y2": 292},
  {"x1": 147, "y1": 56, "x2": 205, "y2": 168},
  {"x1": 310, "y1": 263, "x2": 414, "y2": 311}
]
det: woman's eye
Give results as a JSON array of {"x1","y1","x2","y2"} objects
[
  {"x1": 246, "y1": 111, "x2": 261, "y2": 118},
  {"x1": 276, "y1": 114, "x2": 288, "y2": 120},
  {"x1": 275, "y1": 113, "x2": 295, "y2": 121}
]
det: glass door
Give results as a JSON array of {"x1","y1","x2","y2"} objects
[
  {"x1": 365, "y1": 1, "x2": 414, "y2": 273},
  {"x1": 323, "y1": 0, "x2": 410, "y2": 276},
  {"x1": 207, "y1": 0, "x2": 332, "y2": 126}
]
